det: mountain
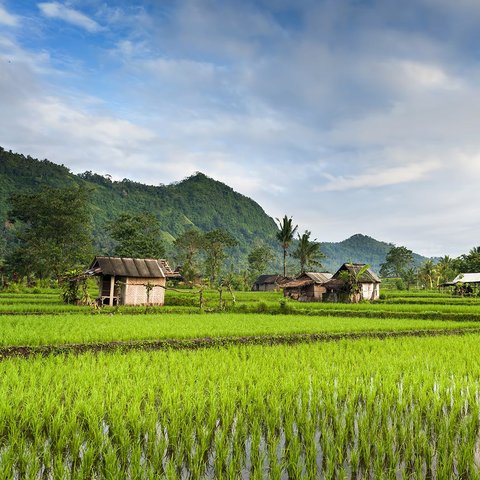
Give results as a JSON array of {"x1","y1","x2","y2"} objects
[
  {"x1": 0, "y1": 147, "x2": 278, "y2": 267},
  {"x1": 320, "y1": 234, "x2": 434, "y2": 273},
  {"x1": 0, "y1": 146, "x2": 435, "y2": 273}
]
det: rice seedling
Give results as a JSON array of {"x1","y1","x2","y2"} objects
[{"x1": 0, "y1": 334, "x2": 480, "y2": 477}]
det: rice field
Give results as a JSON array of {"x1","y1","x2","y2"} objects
[{"x1": 1, "y1": 287, "x2": 480, "y2": 478}]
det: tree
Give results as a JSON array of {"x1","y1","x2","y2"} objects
[
  {"x1": 247, "y1": 243, "x2": 274, "y2": 283},
  {"x1": 436, "y1": 255, "x2": 457, "y2": 285},
  {"x1": 292, "y1": 230, "x2": 324, "y2": 274},
  {"x1": 6, "y1": 185, "x2": 93, "y2": 280},
  {"x1": 202, "y1": 229, "x2": 237, "y2": 286},
  {"x1": 418, "y1": 259, "x2": 437, "y2": 289},
  {"x1": 457, "y1": 247, "x2": 480, "y2": 273},
  {"x1": 174, "y1": 229, "x2": 204, "y2": 285},
  {"x1": 276, "y1": 215, "x2": 298, "y2": 277},
  {"x1": 107, "y1": 213, "x2": 165, "y2": 258},
  {"x1": 379, "y1": 246, "x2": 414, "y2": 279}
]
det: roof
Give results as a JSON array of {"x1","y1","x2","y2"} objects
[
  {"x1": 444, "y1": 273, "x2": 480, "y2": 285},
  {"x1": 323, "y1": 278, "x2": 345, "y2": 290},
  {"x1": 87, "y1": 256, "x2": 167, "y2": 278},
  {"x1": 305, "y1": 272, "x2": 333, "y2": 283},
  {"x1": 254, "y1": 274, "x2": 286, "y2": 285},
  {"x1": 332, "y1": 263, "x2": 381, "y2": 283},
  {"x1": 282, "y1": 272, "x2": 333, "y2": 289}
]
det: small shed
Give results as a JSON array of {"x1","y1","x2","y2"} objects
[
  {"x1": 252, "y1": 275, "x2": 289, "y2": 292},
  {"x1": 324, "y1": 263, "x2": 381, "y2": 302},
  {"x1": 282, "y1": 272, "x2": 333, "y2": 301},
  {"x1": 86, "y1": 256, "x2": 176, "y2": 306},
  {"x1": 440, "y1": 273, "x2": 480, "y2": 295}
]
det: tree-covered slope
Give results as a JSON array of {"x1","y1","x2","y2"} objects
[
  {"x1": 0, "y1": 147, "x2": 434, "y2": 273},
  {"x1": 0, "y1": 147, "x2": 278, "y2": 266},
  {"x1": 320, "y1": 234, "x2": 433, "y2": 274}
]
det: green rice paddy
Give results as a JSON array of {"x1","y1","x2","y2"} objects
[{"x1": 1, "y1": 287, "x2": 480, "y2": 478}]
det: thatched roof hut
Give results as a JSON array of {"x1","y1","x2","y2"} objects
[
  {"x1": 86, "y1": 256, "x2": 177, "y2": 306},
  {"x1": 282, "y1": 272, "x2": 333, "y2": 301},
  {"x1": 252, "y1": 274, "x2": 289, "y2": 291}
]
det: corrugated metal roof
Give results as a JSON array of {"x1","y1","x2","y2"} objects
[
  {"x1": 282, "y1": 272, "x2": 332, "y2": 289},
  {"x1": 305, "y1": 272, "x2": 333, "y2": 283},
  {"x1": 450, "y1": 273, "x2": 480, "y2": 284},
  {"x1": 88, "y1": 256, "x2": 166, "y2": 278}
]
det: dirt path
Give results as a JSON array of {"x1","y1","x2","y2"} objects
[{"x1": 1, "y1": 326, "x2": 480, "y2": 360}]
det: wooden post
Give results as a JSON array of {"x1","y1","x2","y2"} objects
[{"x1": 109, "y1": 275, "x2": 115, "y2": 306}]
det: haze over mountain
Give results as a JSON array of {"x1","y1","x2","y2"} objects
[{"x1": 0, "y1": 147, "x2": 435, "y2": 273}]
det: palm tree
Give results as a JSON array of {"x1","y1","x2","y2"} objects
[
  {"x1": 418, "y1": 259, "x2": 437, "y2": 289},
  {"x1": 292, "y1": 230, "x2": 324, "y2": 274},
  {"x1": 276, "y1": 215, "x2": 298, "y2": 277}
]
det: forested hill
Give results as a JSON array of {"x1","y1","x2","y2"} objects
[
  {"x1": 0, "y1": 147, "x2": 278, "y2": 265},
  {"x1": 320, "y1": 234, "x2": 433, "y2": 273},
  {"x1": 0, "y1": 147, "x2": 433, "y2": 272}
]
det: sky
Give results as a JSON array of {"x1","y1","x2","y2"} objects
[{"x1": 1, "y1": 0, "x2": 479, "y2": 257}]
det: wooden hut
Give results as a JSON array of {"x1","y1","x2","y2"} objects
[
  {"x1": 324, "y1": 263, "x2": 381, "y2": 302},
  {"x1": 252, "y1": 274, "x2": 289, "y2": 292},
  {"x1": 282, "y1": 272, "x2": 333, "y2": 302},
  {"x1": 86, "y1": 256, "x2": 177, "y2": 306}
]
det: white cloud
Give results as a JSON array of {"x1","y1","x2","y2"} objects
[
  {"x1": 0, "y1": 4, "x2": 18, "y2": 26},
  {"x1": 322, "y1": 161, "x2": 440, "y2": 191},
  {"x1": 392, "y1": 60, "x2": 461, "y2": 91},
  {"x1": 38, "y1": 2, "x2": 102, "y2": 33}
]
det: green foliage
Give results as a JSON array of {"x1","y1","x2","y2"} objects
[
  {"x1": 292, "y1": 230, "x2": 324, "y2": 274},
  {"x1": 275, "y1": 215, "x2": 298, "y2": 277},
  {"x1": 320, "y1": 234, "x2": 432, "y2": 273},
  {"x1": 0, "y1": 148, "x2": 279, "y2": 270},
  {"x1": 339, "y1": 263, "x2": 371, "y2": 303},
  {"x1": 202, "y1": 229, "x2": 237, "y2": 285},
  {"x1": 247, "y1": 243, "x2": 274, "y2": 283},
  {"x1": 6, "y1": 185, "x2": 93, "y2": 280},
  {"x1": 107, "y1": 213, "x2": 165, "y2": 258},
  {"x1": 380, "y1": 245, "x2": 414, "y2": 280},
  {"x1": 174, "y1": 229, "x2": 203, "y2": 284},
  {"x1": 61, "y1": 269, "x2": 91, "y2": 305},
  {"x1": 455, "y1": 247, "x2": 480, "y2": 273}
]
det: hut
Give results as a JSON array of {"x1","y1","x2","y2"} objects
[
  {"x1": 86, "y1": 256, "x2": 177, "y2": 306},
  {"x1": 440, "y1": 273, "x2": 480, "y2": 295},
  {"x1": 323, "y1": 263, "x2": 381, "y2": 302},
  {"x1": 252, "y1": 274, "x2": 289, "y2": 292},
  {"x1": 282, "y1": 272, "x2": 333, "y2": 301}
]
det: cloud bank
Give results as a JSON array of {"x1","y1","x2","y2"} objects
[{"x1": 0, "y1": 0, "x2": 479, "y2": 256}]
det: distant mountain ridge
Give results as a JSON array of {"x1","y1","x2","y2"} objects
[
  {"x1": 320, "y1": 234, "x2": 434, "y2": 273},
  {"x1": 0, "y1": 146, "x2": 435, "y2": 272}
]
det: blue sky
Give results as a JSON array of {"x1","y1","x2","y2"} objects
[{"x1": 1, "y1": 0, "x2": 480, "y2": 257}]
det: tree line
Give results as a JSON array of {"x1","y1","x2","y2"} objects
[
  {"x1": 379, "y1": 245, "x2": 480, "y2": 289},
  {"x1": 0, "y1": 187, "x2": 323, "y2": 289},
  {"x1": 2, "y1": 184, "x2": 477, "y2": 291}
]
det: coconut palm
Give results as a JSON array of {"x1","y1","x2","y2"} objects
[
  {"x1": 275, "y1": 215, "x2": 298, "y2": 277},
  {"x1": 292, "y1": 230, "x2": 325, "y2": 274}
]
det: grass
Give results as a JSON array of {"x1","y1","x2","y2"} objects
[
  {"x1": 1, "y1": 312, "x2": 479, "y2": 347},
  {"x1": 1, "y1": 287, "x2": 480, "y2": 477},
  {"x1": 1, "y1": 334, "x2": 480, "y2": 478}
]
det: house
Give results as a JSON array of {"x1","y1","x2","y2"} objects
[
  {"x1": 323, "y1": 263, "x2": 381, "y2": 302},
  {"x1": 252, "y1": 274, "x2": 289, "y2": 292},
  {"x1": 85, "y1": 256, "x2": 177, "y2": 306},
  {"x1": 282, "y1": 272, "x2": 333, "y2": 301},
  {"x1": 440, "y1": 273, "x2": 480, "y2": 295}
]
